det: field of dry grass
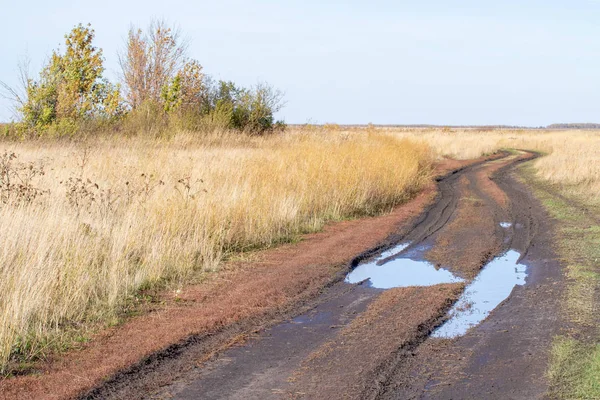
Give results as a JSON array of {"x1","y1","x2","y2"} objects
[
  {"x1": 381, "y1": 127, "x2": 600, "y2": 201},
  {"x1": 0, "y1": 129, "x2": 432, "y2": 373}
]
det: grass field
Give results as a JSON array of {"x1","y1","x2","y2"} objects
[
  {"x1": 519, "y1": 163, "x2": 600, "y2": 399},
  {"x1": 389, "y1": 128, "x2": 600, "y2": 201},
  {"x1": 0, "y1": 129, "x2": 431, "y2": 373}
]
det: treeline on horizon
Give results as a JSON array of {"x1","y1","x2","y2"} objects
[
  {"x1": 546, "y1": 123, "x2": 600, "y2": 129},
  {"x1": 288, "y1": 123, "x2": 600, "y2": 130},
  {"x1": 0, "y1": 21, "x2": 285, "y2": 139}
]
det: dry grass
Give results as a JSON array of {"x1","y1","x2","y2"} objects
[
  {"x1": 3, "y1": 123, "x2": 597, "y2": 377},
  {"x1": 290, "y1": 126, "x2": 600, "y2": 201},
  {"x1": 377, "y1": 127, "x2": 600, "y2": 201},
  {"x1": 0, "y1": 129, "x2": 431, "y2": 373}
]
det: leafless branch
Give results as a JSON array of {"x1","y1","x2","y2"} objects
[{"x1": 0, "y1": 55, "x2": 31, "y2": 120}]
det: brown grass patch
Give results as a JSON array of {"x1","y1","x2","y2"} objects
[
  {"x1": 0, "y1": 174, "x2": 440, "y2": 400},
  {"x1": 0, "y1": 131, "x2": 433, "y2": 374}
]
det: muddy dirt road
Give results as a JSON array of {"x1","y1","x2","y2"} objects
[{"x1": 84, "y1": 151, "x2": 562, "y2": 400}]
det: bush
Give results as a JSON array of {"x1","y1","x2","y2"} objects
[
  {"x1": 5, "y1": 21, "x2": 285, "y2": 138},
  {"x1": 199, "y1": 80, "x2": 284, "y2": 135},
  {"x1": 154, "y1": 79, "x2": 285, "y2": 135},
  {"x1": 120, "y1": 100, "x2": 169, "y2": 137},
  {"x1": 19, "y1": 24, "x2": 125, "y2": 132}
]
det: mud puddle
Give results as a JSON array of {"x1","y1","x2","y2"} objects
[
  {"x1": 345, "y1": 243, "x2": 464, "y2": 289},
  {"x1": 346, "y1": 242, "x2": 530, "y2": 339},
  {"x1": 432, "y1": 250, "x2": 528, "y2": 338}
]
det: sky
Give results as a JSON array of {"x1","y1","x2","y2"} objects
[{"x1": 1, "y1": 0, "x2": 599, "y2": 126}]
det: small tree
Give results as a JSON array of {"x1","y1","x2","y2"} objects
[
  {"x1": 55, "y1": 24, "x2": 105, "y2": 119},
  {"x1": 161, "y1": 59, "x2": 206, "y2": 113},
  {"x1": 119, "y1": 20, "x2": 188, "y2": 109},
  {"x1": 205, "y1": 81, "x2": 284, "y2": 134},
  {"x1": 118, "y1": 27, "x2": 148, "y2": 110},
  {"x1": 245, "y1": 82, "x2": 285, "y2": 134},
  {"x1": 17, "y1": 23, "x2": 125, "y2": 130}
]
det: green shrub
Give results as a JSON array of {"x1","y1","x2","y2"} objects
[
  {"x1": 6, "y1": 22, "x2": 285, "y2": 138},
  {"x1": 20, "y1": 24, "x2": 125, "y2": 132}
]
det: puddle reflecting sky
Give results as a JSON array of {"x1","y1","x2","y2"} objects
[
  {"x1": 345, "y1": 243, "x2": 464, "y2": 289},
  {"x1": 432, "y1": 250, "x2": 527, "y2": 339},
  {"x1": 346, "y1": 243, "x2": 529, "y2": 338}
]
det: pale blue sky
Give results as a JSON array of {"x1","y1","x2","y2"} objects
[{"x1": 1, "y1": 1, "x2": 599, "y2": 125}]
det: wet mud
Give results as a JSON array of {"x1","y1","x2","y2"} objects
[{"x1": 378, "y1": 152, "x2": 563, "y2": 400}]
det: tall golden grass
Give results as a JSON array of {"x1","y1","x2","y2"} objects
[
  {"x1": 0, "y1": 130, "x2": 432, "y2": 372},
  {"x1": 384, "y1": 128, "x2": 600, "y2": 201}
]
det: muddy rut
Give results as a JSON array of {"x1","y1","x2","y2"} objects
[{"x1": 84, "y1": 152, "x2": 562, "y2": 400}]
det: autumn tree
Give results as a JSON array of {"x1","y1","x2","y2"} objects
[
  {"x1": 161, "y1": 59, "x2": 206, "y2": 113},
  {"x1": 119, "y1": 20, "x2": 189, "y2": 109},
  {"x1": 17, "y1": 24, "x2": 124, "y2": 130}
]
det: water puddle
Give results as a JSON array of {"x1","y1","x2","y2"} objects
[
  {"x1": 500, "y1": 222, "x2": 512, "y2": 228},
  {"x1": 345, "y1": 243, "x2": 464, "y2": 289},
  {"x1": 346, "y1": 243, "x2": 529, "y2": 338},
  {"x1": 432, "y1": 250, "x2": 528, "y2": 338}
]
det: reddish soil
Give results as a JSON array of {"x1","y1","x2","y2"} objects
[
  {"x1": 424, "y1": 153, "x2": 527, "y2": 280},
  {"x1": 426, "y1": 174, "x2": 500, "y2": 279},
  {"x1": 0, "y1": 155, "x2": 488, "y2": 400},
  {"x1": 473, "y1": 151, "x2": 534, "y2": 209}
]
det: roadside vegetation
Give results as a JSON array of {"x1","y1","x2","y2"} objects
[
  {"x1": 1, "y1": 21, "x2": 284, "y2": 139},
  {"x1": 519, "y1": 166, "x2": 600, "y2": 399}
]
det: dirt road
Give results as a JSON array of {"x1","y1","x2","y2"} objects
[{"x1": 80, "y1": 151, "x2": 562, "y2": 400}]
